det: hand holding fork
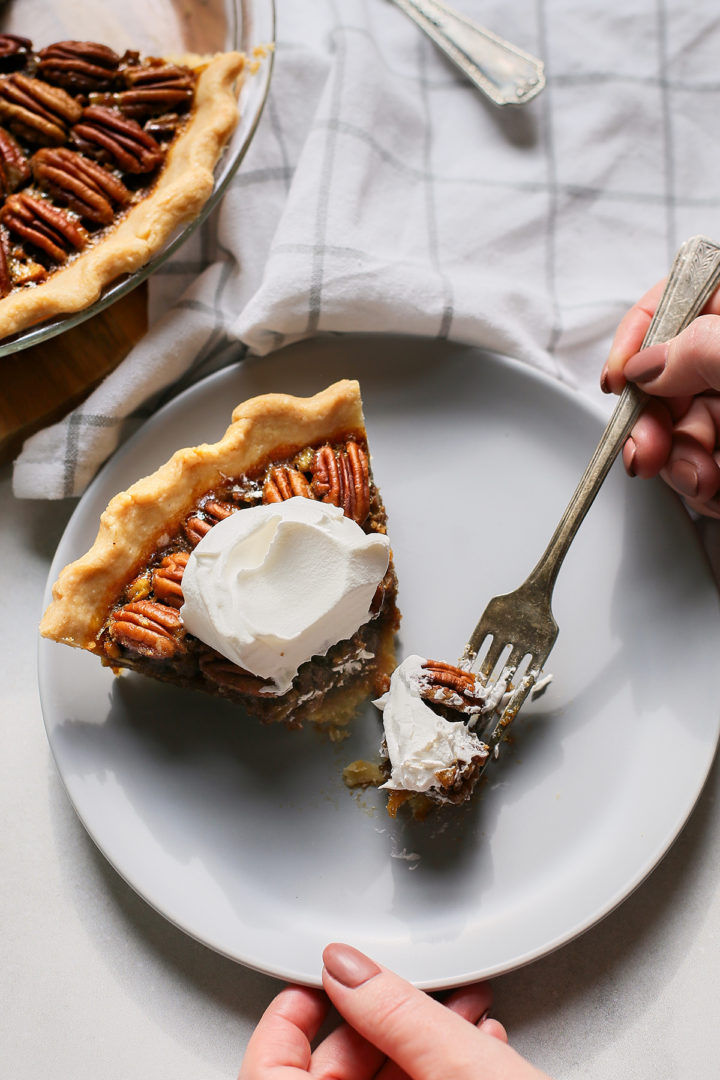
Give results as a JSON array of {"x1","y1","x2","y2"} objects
[{"x1": 456, "y1": 236, "x2": 720, "y2": 772}]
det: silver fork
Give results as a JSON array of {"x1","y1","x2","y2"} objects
[{"x1": 461, "y1": 234, "x2": 720, "y2": 762}]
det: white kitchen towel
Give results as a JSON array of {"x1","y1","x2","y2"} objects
[{"x1": 13, "y1": 0, "x2": 720, "y2": 498}]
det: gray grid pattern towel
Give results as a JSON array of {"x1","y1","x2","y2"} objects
[{"x1": 13, "y1": 0, "x2": 720, "y2": 498}]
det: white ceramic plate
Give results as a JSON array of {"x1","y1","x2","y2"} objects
[{"x1": 38, "y1": 336, "x2": 720, "y2": 989}]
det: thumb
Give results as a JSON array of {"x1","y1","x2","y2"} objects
[
  {"x1": 321, "y1": 944, "x2": 549, "y2": 1080},
  {"x1": 623, "y1": 314, "x2": 720, "y2": 395}
]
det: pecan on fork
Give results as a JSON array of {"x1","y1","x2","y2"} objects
[{"x1": 419, "y1": 659, "x2": 488, "y2": 715}]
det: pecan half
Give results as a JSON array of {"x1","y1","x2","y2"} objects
[
  {"x1": 0, "y1": 192, "x2": 88, "y2": 262},
  {"x1": 310, "y1": 441, "x2": 371, "y2": 524},
  {"x1": 0, "y1": 35, "x2": 32, "y2": 74},
  {"x1": 32, "y1": 146, "x2": 129, "y2": 224},
  {"x1": 142, "y1": 113, "x2": 184, "y2": 142},
  {"x1": 419, "y1": 660, "x2": 487, "y2": 714},
  {"x1": 152, "y1": 551, "x2": 189, "y2": 608},
  {"x1": 185, "y1": 498, "x2": 237, "y2": 546},
  {"x1": 199, "y1": 653, "x2": 270, "y2": 695},
  {"x1": 37, "y1": 41, "x2": 122, "y2": 94},
  {"x1": 0, "y1": 74, "x2": 82, "y2": 145},
  {"x1": 108, "y1": 599, "x2": 184, "y2": 659},
  {"x1": 71, "y1": 105, "x2": 164, "y2": 173},
  {"x1": 432, "y1": 757, "x2": 486, "y2": 802},
  {"x1": 0, "y1": 128, "x2": 30, "y2": 194},
  {"x1": 110, "y1": 61, "x2": 195, "y2": 120},
  {"x1": 263, "y1": 464, "x2": 312, "y2": 504}
]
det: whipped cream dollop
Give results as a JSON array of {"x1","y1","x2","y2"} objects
[
  {"x1": 180, "y1": 496, "x2": 389, "y2": 694},
  {"x1": 374, "y1": 655, "x2": 489, "y2": 793}
]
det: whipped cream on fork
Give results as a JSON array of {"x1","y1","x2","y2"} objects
[
  {"x1": 374, "y1": 655, "x2": 553, "y2": 794},
  {"x1": 374, "y1": 655, "x2": 489, "y2": 793}
]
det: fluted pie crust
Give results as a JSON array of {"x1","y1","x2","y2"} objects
[
  {"x1": 0, "y1": 50, "x2": 244, "y2": 339},
  {"x1": 40, "y1": 381, "x2": 400, "y2": 730}
]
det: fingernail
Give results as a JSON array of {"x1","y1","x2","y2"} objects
[
  {"x1": 600, "y1": 364, "x2": 611, "y2": 394},
  {"x1": 623, "y1": 342, "x2": 668, "y2": 383},
  {"x1": 478, "y1": 1008, "x2": 492, "y2": 1024},
  {"x1": 668, "y1": 459, "x2": 699, "y2": 497},
  {"x1": 323, "y1": 943, "x2": 382, "y2": 988},
  {"x1": 624, "y1": 436, "x2": 637, "y2": 478}
]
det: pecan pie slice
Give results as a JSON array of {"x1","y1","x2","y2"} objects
[
  {"x1": 0, "y1": 34, "x2": 249, "y2": 338},
  {"x1": 41, "y1": 381, "x2": 401, "y2": 733}
]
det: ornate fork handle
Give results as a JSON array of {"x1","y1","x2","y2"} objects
[
  {"x1": 528, "y1": 235, "x2": 720, "y2": 599},
  {"x1": 388, "y1": 0, "x2": 545, "y2": 106}
]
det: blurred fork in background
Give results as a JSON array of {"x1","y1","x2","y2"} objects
[{"x1": 389, "y1": 0, "x2": 545, "y2": 106}]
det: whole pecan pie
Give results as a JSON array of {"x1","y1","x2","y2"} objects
[
  {"x1": 0, "y1": 34, "x2": 247, "y2": 339},
  {"x1": 40, "y1": 381, "x2": 401, "y2": 732}
]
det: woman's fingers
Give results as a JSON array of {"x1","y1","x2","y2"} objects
[
  {"x1": 306, "y1": 1019, "x2": 386, "y2": 1080},
  {"x1": 623, "y1": 316, "x2": 720, "y2": 396},
  {"x1": 371, "y1": 982, "x2": 508, "y2": 1080},
  {"x1": 673, "y1": 395, "x2": 720, "y2": 451},
  {"x1": 239, "y1": 986, "x2": 329, "y2": 1077},
  {"x1": 372, "y1": 1021, "x2": 509, "y2": 1080},
  {"x1": 438, "y1": 982, "x2": 494, "y2": 1025},
  {"x1": 659, "y1": 434, "x2": 720, "y2": 504},
  {"x1": 439, "y1": 984, "x2": 509, "y2": 1043},
  {"x1": 480, "y1": 1018, "x2": 510, "y2": 1044},
  {"x1": 604, "y1": 282, "x2": 720, "y2": 518},
  {"x1": 240, "y1": 958, "x2": 518, "y2": 1080},
  {"x1": 624, "y1": 402, "x2": 720, "y2": 499},
  {"x1": 603, "y1": 279, "x2": 666, "y2": 393},
  {"x1": 322, "y1": 944, "x2": 549, "y2": 1080},
  {"x1": 623, "y1": 399, "x2": 674, "y2": 478},
  {"x1": 604, "y1": 281, "x2": 720, "y2": 395},
  {"x1": 681, "y1": 478, "x2": 720, "y2": 519}
]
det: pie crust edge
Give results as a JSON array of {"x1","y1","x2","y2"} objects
[
  {"x1": 40, "y1": 379, "x2": 369, "y2": 649},
  {"x1": 0, "y1": 50, "x2": 246, "y2": 339}
]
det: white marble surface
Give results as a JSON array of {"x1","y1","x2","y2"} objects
[{"x1": 4, "y1": 461, "x2": 720, "y2": 1080}]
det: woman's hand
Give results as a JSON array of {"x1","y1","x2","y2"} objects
[
  {"x1": 602, "y1": 279, "x2": 720, "y2": 517},
  {"x1": 240, "y1": 943, "x2": 550, "y2": 1080}
]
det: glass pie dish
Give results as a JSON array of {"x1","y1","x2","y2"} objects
[{"x1": 0, "y1": 0, "x2": 275, "y2": 356}]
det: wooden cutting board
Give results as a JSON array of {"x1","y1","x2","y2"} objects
[{"x1": 0, "y1": 282, "x2": 148, "y2": 466}]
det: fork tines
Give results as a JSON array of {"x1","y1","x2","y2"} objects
[{"x1": 460, "y1": 631, "x2": 547, "y2": 752}]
